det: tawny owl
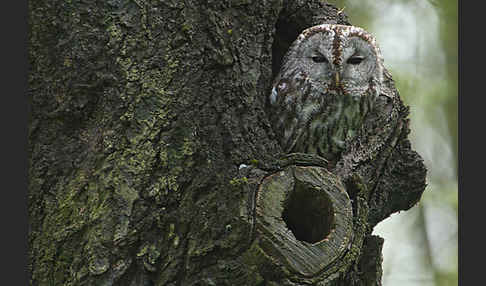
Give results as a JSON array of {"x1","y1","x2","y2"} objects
[{"x1": 268, "y1": 24, "x2": 384, "y2": 162}]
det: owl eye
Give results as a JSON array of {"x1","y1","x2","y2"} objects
[
  {"x1": 347, "y1": 56, "x2": 365, "y2": 65},
  {"x1": 311, "y1": 56, "x2": 328, "y2": 63}
]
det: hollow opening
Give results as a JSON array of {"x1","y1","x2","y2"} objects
[
  {"x1": 282, "y1": 180, "x2": 335, "y2": 243},
  {"x1": 271, "y1": 17, "x2": 302, "y2": 79}
]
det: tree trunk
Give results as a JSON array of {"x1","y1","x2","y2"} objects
[{"x1": 28, "y1": 1, "x2": 426, "y2": 285}]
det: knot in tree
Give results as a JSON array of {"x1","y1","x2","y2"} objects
[
  {"x1": 255, "y1": 164, "x2": 354, "y2": 278},
  {"x1": 281, "y1": 173, "x2": 337, "y2": 244}
]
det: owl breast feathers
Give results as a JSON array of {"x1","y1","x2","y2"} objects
[{"x1": 268, "y1": 24, "x2": 385, "y2": 161}]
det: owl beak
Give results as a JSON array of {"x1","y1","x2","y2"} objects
[{"x1": 334, "y1": 73, "x2": 340, "y2": 87}]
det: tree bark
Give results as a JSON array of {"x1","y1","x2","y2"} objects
[{"x1": 28, "y1": 1, "x2": 426, "y2": 285}]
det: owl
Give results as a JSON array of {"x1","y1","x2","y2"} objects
[{"x1": 268, "y1": 24, "x2": 384, "y2": 162}]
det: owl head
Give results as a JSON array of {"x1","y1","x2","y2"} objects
[
  {"x1": 271, "y1": 24, "x2": 384, "y2": 104},
  {"x1": 269, "y1": 24, "x2": 386, "y2": 158}
]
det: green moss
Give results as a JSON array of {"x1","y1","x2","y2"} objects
[
  {"x1": 173, "y1": 235, "x2": 180, "y2": 248},
  {"x1": 147, "y1": 245, "x2": 161, "y2": 264},
  {"x1": 137, "y1": 244, "x2": 149, "y2": 257},
  {"x1": 181, "y1": 22, "x2": 191, "y2": 33},
  {"x1": 168, "y1": 223, "x2": 175, "y2": 239},
  {"x1": 241, "y1": 242, "x2": 285, "y2": 284},
  {"x1": 31, "y1": 166, "x2": 118, "y2": 284},
  {"x1": 63, "y1": 57, "x2": 72, "y2": 67},
  {"x1": 88, "y1": 256, "x2": 110, "y2": 275},
  {"x1": 229, "y1": 176, "x2": 248, "y2": 186},
  {"x1": 182, "y1": 137, "x2": 196, "y2": 156},
  {"x1": 107, "y1": 23, "x2": 122, "y2": 41}
]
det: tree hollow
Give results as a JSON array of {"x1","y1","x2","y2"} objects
[
  {"x1": 282, "y1": 180, "x2": 335, "y2": 244},
  {"x1": 254, "y1": 166, "x2": 353, "y2": 278}
]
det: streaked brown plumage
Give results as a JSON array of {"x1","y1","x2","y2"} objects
[{"x1": 268, "y1": 24, "x2": 384, "y2": 162}]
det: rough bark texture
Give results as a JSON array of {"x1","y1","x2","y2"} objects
[{"x1": 28, "y1": 1, "x2": 426, "y2": 285}]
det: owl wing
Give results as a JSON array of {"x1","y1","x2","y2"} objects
[{"x1": 269, "y1": 74, "x2": 323, "y2": 154}]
